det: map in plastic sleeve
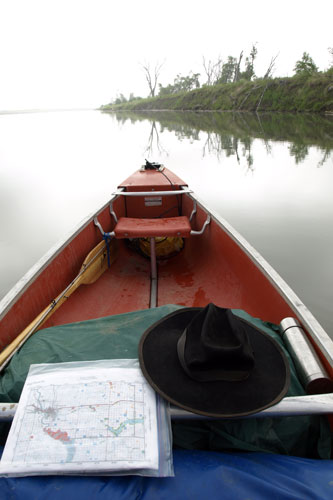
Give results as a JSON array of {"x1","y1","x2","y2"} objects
[{"x1": 0, "y1": 359, "x2": 160, "y2": 476}]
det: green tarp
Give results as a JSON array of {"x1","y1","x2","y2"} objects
[{"x1": 0, "y1": 305, "x2": 331, "y2": 458}]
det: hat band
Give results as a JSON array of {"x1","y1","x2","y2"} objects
[{"x1": 177, "y1": 329, "x2": 251, "y2": 382}]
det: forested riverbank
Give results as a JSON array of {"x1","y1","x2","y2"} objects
[{"x1": 101, "y1": 72, "x2": 333, "y2": 114}]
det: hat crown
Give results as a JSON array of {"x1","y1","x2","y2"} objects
[{"x1": 177, "y1": 304, "x2": 254, "y2": 382}]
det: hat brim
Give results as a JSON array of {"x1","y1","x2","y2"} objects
[{"x1": 139, "y1": 308, "x2": 290, "y2": 418}]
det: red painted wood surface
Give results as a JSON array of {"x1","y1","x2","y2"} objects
[
  {"x1": 119, "y1": 168, "x2": 187, "y2": 189},
  {"x1": 42, "y1": 241, "x2": 150, "y2": 328},
  {"x1": 0, "y1": 167, "x2": 330, "y2": 384},
  {"x1": 119, "y1": 168, "x2": 187, "y2": 219},
  {"x1": 158, "y1": 198, "x2": 295, "y2": 325},
  {"x1": 114, "y1": 216, "x2": 192, "y2": 238}
]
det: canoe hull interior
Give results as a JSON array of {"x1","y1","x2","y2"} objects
[{"x1": 1, "y1": 167, "x2": 333, "y2": 380}]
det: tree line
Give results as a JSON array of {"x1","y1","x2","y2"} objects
[{"x1": 111, "y1": 46, "x2": 333, "y2": 104}]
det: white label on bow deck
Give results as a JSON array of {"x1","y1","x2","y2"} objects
[{"x1": 144, "y1": 196, "x2": 162, "y2": 207}]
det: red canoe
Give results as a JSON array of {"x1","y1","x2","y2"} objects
[
  {"x1": 0, "y1": 163, "x2": 332, "y2": 485},
  {"x1": 1, "y1": 163, "x2": 333, "y2": 376}
]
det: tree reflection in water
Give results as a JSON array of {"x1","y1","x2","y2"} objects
[
  {"x1": 144, "y1": 121, "x2": 169, "y2": 158},
  {"x1": 107, "y1": 110, "x2": 333, "y2": 169}
]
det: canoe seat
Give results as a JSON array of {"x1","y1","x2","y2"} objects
[
  {"x1": 113, "y1": 216, "x2": 192, "y2": 239},
  {"x1": 94, "y1": 211, "x2": 210, "y2": 307}
]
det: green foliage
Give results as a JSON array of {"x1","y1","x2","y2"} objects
[
  {"x1": 289, "y1": 142, "x2": 309, "y2": 164},
  {"x1": 294, "y1": 52, "x2": 318, "y2": 76},
  {"x1": 240, "y1": 44, "x2": 258, "y2": 81},
  {"x1": 158, "y1": 72, "x2": 200, "y2": 96},
  {"x1": 218, "y1": 57, "x2": 237, "y2": 84},
  {"x1": 114, "y1": 93, "x2": 127, "y2": 105},
  {"x1": 112, "y1": 93, "x2": 142, "y2": 105}
]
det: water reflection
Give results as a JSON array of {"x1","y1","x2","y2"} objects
[
  {"x1": 144, "y1": 121, "x2": 169, "y2": 158},
  {"x1": 108, "y1": 110, "x2": 333, "y2": 169}
]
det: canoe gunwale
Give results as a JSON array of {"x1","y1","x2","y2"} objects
[
  {"x1": 187, "y1": 191, "x2": 333, "y2": 369},
  {"x1": 0, "y1": 197, "x2": 114, "y2": 321}
]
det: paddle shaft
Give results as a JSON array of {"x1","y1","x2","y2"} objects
[{"x1": 0, "y1": 240, "x2": 114, "y2": 372}]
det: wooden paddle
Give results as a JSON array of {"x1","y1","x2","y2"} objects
[{"x1": 0, "y1": 238, "x2": 117, "y2": 372}]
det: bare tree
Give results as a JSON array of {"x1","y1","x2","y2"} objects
[
  {"x1": 202, "y1": 56, "x2": 223, "y2": 85},
  {"x1": 263, "y1": 53, "x2": 279, "y2": 79},
  {"x1": 141, "y1": 61, "x2": 164, "y2": 97}
]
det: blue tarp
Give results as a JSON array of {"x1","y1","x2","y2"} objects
[{"x1": 1, "y1": 448, "x2": 332, "y2": 500}]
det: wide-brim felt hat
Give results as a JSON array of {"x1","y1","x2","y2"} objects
[{"x1": 138, "y1": 304, "x2": 290, "y2": 418}]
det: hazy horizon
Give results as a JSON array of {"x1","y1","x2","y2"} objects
[{"x1": 0, "y1": 0, "x2": 332, "y2": 111}]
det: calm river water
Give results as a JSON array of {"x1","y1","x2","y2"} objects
[{"x1": 1, "y1": 110, "x2": 332, "y2": 336}]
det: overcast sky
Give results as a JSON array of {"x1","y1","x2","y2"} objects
[{"x1": 0, "y1": 0, "x2": 332, "y2": 110}]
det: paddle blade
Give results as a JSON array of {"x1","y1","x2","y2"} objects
[
  {"x1": 0, "y1": 238, "x2": 118, "y2": 372},
  {"x1": 80, "y1": 239, "x2": 118, "y2": 285}
]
